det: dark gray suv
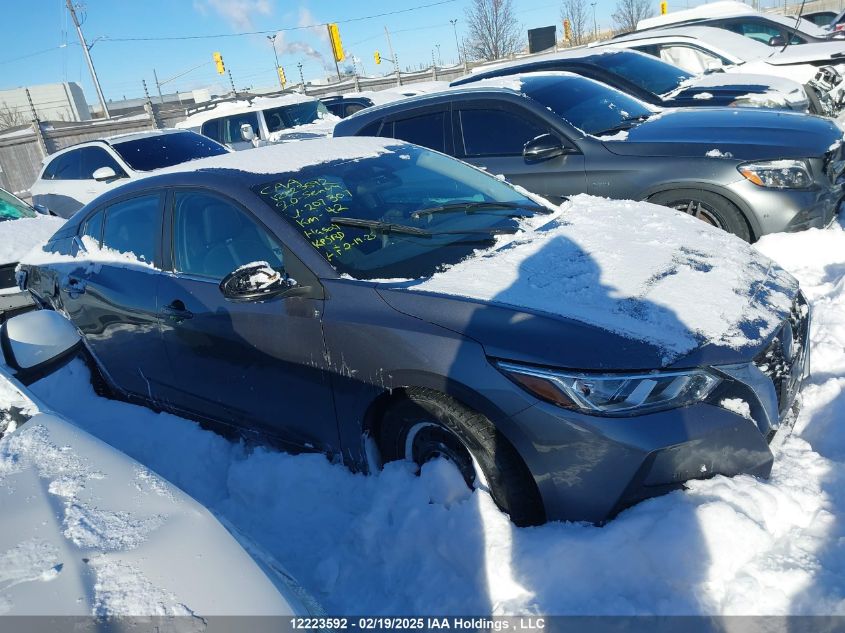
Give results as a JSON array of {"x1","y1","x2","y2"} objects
[
  {"x1": 334, "y1": 72, "x2": 845, "y2": 241},
  {"x1": 20, "y1": 138, "x2": 809, "y2": 526}
]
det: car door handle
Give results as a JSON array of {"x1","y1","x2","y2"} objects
[
  {"x1": 161, "y1": 301, "x2": 193, "y2": 323},
  {"x1": 61, "y1": 276, "x2": 86, "y2": 296}
]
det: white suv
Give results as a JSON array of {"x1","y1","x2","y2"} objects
[{"x1": 30, "y1": 129, "x2": 229, "y2": 218}]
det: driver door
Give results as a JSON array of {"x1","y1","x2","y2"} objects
[{"x1": 155, "y1": 189, "x2": 338, "y2": 452}]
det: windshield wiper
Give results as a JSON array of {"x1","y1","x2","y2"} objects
[
  {"x1": 330, "y1": 216, "x2": 519, "y2": 240},
  {"x1": 595, "y1": 114, "x2": 651, "y2": 136},
  {"x1": 410, "y1": 200, "x2": 549, "y2": 219}
]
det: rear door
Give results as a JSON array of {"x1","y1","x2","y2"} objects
[
  {"x1": 154, "y1": 189, "x2": 338, "y2": 451},
  {"x1": 453, "y1": 100, "x2": 586, "y2": 203},
  {"x1": 59, "y1": 192, "x2": 171, "y2": 399}
]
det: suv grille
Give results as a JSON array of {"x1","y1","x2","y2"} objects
[{"x1": 754, "y1": 293, "x2": 810, "y2": 418}]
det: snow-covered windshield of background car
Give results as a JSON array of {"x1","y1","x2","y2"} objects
[
  {"x1": 0, "y1": 189, "x2": 36, "y2": 221},
  {"x1": 264, "y1": 101, "x2": 331, "y2": 133},
  {"x1": 597, "y1": 51, "x2": 694, "y2": 96},
  {"x1": 111, "y1": 132, "x2": 228, "y2": 172},
  {"x1": 520, "y1": 74, "x2": 654, "y2": 136},
  {"x1": 252, "y1": 146, "x2": 547, "y2": 280}
]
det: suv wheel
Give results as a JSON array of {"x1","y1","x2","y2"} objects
[
  {"x1": 649, "y1": 189, "x2": 752, "y2": 242},
  {"x1": 378, "y1": 387, "x2": 545, "y2": 526}
]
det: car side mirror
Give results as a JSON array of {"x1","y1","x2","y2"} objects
[
  {"x1": 523, "y1": 134, "x2": 568, "y2": 163},
  {"x1": 768, "y1": 35, "x2": 786, "y2": 47},
  {"x1": 33, "y1": 203, "x2": 52, "y2": 216},
  {"x1": 92, "y1": 166, "x2": 121, "y2": 182},
  {"x1": 219, "y1": 262, "x2": 309, "y2": 302},
  {"x1": 703, "y1": 60, "x2": 723, "y2": 74},
  {"x1": 0, "y1": 310, "x2": 82, "y2": 385},
  {"x1": 240, "y1": 123, "x2": 256, "y2": 142}
]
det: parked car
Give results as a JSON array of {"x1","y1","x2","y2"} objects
[
  {"x1": 0, "y1": 310, "x2": 322, "y2": 616},
  {"x1": 803, "y1": 10, "x2": 839, "y2": 28},
  {"x1": 177, "y1": 93, "x2": 339, "y2": 149},
  {"x1": 19, "y1": 137, "x2": 811, "y2": 525},
  {"x1": 30, "y1": 130, "x2": 229, "y2": 219},
  {"x1": 604, "y1": 26, "x2": 845, "y2": 116},
  {"x1": 320, "y1": 95, "x2": 375, "y2": 118},
  {"x1": 636, "y1": 0, "x2": 842, "y2": 43},
  {"x1": 0, "y1": 188, "x2": 64, "y2": 319},
  {"x1": 335, "y1": 72, "x2": 845, "y2": 241},
  {"x1": 452, "y1": 48, "x2": 812, "y2": 113}
]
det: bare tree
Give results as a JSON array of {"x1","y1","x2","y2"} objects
[
  {"x1": 612, "y1": 0, "x2": 653, "y2": 33},
  {"x1": 463, "y1": 0, "x2": 523, "y2": 61},
  {"x1": 561, "y1": 0, "x2": 590, "y2": 45},
  {"x1": 0, "y1": 102, "x2": 26, "y2": 131}
]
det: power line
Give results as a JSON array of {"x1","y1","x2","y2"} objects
[
  {"x1": 98, "y1": 0, "x2": 459, "y2": 42},
  {"x1": 0, "y1": 44, "x2": 72, "y2": 66}
]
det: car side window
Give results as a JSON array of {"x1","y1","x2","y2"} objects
[
  {"x1": 458, "y1": 108, "x2": 549, "y2": 157},
  {"x1": 81, "y1": 210, "x2": 104, "y2": 245},
  {"x1": 221, "y1": 112, "x2": 261, "y2": 144},
  {"x1": 358, "y1": 120, "x2": 383, "y2": 136},
  {"x1": 172, "y1": 191, "x2": 284, "y2": 280},
  {"x1": 101, "y1": 194, "x2": 161, "y2": 265},
  {"x1": 43, "y1": 150, "x2": 83, "y2": 180},
  {"x1": 80, "y1": 147, "x2": 127, "y2": 179},
  {"x1": 390, "y1": 111, "x2": 448, "y2": 153},
  {"x1": 656, "y1": 45, "x2": 724, "y2": 74},
  {"x1": 201, "y1": 119, "x2": 223, "y2": 143}
]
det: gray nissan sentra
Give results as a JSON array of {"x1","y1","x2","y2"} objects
[{"x1": 18, "y1": 138, "x2": 809, "y2": 526}]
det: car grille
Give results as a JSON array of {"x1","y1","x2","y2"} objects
[{"x1": 754, "y1": 293, "x2": 810, "y2": 418}]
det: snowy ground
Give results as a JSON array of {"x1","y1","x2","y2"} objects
[{"x1": 3, "y1": 215, "x2": 845, "y2": 616}]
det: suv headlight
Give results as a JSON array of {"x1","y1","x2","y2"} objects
[
  {"x1": 738, "y1": 159, "x2": 813, "y2": 189},
  {"x1": 496, "y1": 362, "x2": 721, "y2": 416}
]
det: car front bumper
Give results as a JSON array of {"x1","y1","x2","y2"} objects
[{"x1": 505, "y1": 297, "x2": 811, "y2": 524}]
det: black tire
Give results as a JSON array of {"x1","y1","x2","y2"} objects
[
  {"x1": 378, "y1": 387, "x2": 546, "y2": 526},
  {"x1": 648, "y1": 189, "x2": 752, "y2": 242}
]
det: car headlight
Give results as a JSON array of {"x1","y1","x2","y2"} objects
[
  {"x1": 496, "y1": 361, "x2": 721, "y2": 416},
  {"x1": 738, "y1": 159, "x2": 813, "y2": 189}
]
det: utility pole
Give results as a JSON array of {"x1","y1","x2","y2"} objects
[
  {"x1": 153, "y1": 68, "x2": 164, "y2": 104},
  {"x1": 267, "y1": 34, "x2": 284, "y2": 89},
  {"x1": 65, "y1": 0, "x2": 110, "y2": 119},
  {"x1": 384, "y1": 26, "x2": 401, "y2": 86},
  {"x1": 298, "y1": 62, "x2": 306, "y2": 95},
  {"x1": 450, "y1": 19, "x2": 461, "y2": 64},
  {"x1": 591, "y1": 2, "x2": 598, "y2": 39},
  {"x1": 435, "y1": 44, "x2": 442, "y2": 66},
  {"x1": 227, "y1": 69, "x2": 236, "y2": 95}
]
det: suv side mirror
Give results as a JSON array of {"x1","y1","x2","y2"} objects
[
  {"x1": 523, "y1": 134, "x2": 568, "y2": 163},
  {"x1": 92, "y1": 166, "x2": 120, "y2": 182},
  {"x1": 768, "y1": 35, "x2": 786, "y2": 47},
  {"x1": 219, "y1": 262, "x2": 310, "y2": 302},
  {"x1": 240, "y1": 123, "x2": 256, "y2": 142}
]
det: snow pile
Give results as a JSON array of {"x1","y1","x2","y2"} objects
[
  {"x1": 0, "y1": 215, "x2": 65, "y2": 267},
  {"x1": 693, "y1": 92, "x2": 714, "y2": 100},
  {"x1": 265, "y1": 113, "x2": 341, "y2": 143},
  {"x1": 403, "y1": 194, "x2": 795, "y2": 363},
  {"x1": 706, "y1": 149, "x2": 733, "y2": 158}
]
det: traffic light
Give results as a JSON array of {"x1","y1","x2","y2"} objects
[
  {"x1": 374, "y1": 51, "x2": 381, "y2": 65},
  {"x1": 660, "y1": 1, "x2": 667, "y2": 14},
  {"x1": 563, "y1": 18, "x2": 571, "y2": 41},
  {"x1": 277, "y1": 66, "x2": 286, "y2": 87},
  {"x1": 328, "y1": 23, "x2": 345, "y2": 62},
  {"x1": 213, "y1": 51, "x2": 225, "y2": 75}
]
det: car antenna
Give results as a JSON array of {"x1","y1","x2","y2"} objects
[{"x1": 782, "y1": 0, "x2": 808, "y2": 53}]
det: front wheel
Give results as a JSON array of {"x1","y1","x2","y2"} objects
[
  {"x1": 648, "y1": 189, "x2": 752, "y2": 242},
  {"x1": 378, "y1": 387, "x2": 545, "y2": 526}
]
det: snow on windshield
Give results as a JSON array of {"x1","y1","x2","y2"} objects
[{"x1": 401, "y1": 194, "x2": 796, "y2": 363}]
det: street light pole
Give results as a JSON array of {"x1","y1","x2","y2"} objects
[
  {"x1": 65, "y1": 0, "x2": 110, "y2": 118},
  {"x1": 298, "y1": 62, "x2": 306, "y2": 95},
  {"x1": 449, "y1": 19, "x2": 461, "y2": 63},
  {"x1": 267, "y1": 34, "x2": 284, "y2": 89},
  {"x1": 591, "y1": 2, "x2": 598, "y2": 39}
]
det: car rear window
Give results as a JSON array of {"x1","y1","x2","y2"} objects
[{"x1": 111, "y1": 132, "x2": 227, "y2": 171}]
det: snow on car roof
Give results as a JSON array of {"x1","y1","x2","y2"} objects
[
  {"x1": 176, "y1": 92, "x2": 317, "y2": 129},
  {"x1": 610, "y1": 25, "x2": 772, "y2": 61},
  {"x1": 150, "y1": 136, "x2": 405, "y2": 177},
  {"x1": 638, "y1": 0, "x2": 756, "y2": 29}
]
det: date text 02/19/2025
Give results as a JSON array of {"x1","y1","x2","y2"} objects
[{"x1": 289, "y1": 617, "x2": 547, "y2": 630}]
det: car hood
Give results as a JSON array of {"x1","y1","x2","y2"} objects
[
  {"x1": 0, "y1": 401, "x2": 315, "y2": 616},
  {"x1": 666, "y1": 72, "x2": 806, "y2": 106},
  {"x1": 375, "y1": 195, "x2": 797, "y2": 370},
  {"x1": 602, "y1": 108, "x2": 841, "y2": 159}
]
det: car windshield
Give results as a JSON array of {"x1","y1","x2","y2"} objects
[
  {"x1": 252, "y1": 146, "x2": 548, "y2": 280},
  {"x1": 596, "y1": 51, "x2": 694, "y2": 96},
  {"x1": 111, "y1": 132, "x2": 228, "y2": 171},
  {"x1": 519, "y1": 74, "x2": 654, "y2": 136},
  {"x1": 264, "y1": 101, "x2": 331, "y2": 133},
  {"x1": 0, "y1": 189, "x2": 36, "y2": 221}
]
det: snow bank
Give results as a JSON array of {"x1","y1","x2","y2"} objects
[{"x1": 0, "y1": 216, "x2": 65, "y2": 267}]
